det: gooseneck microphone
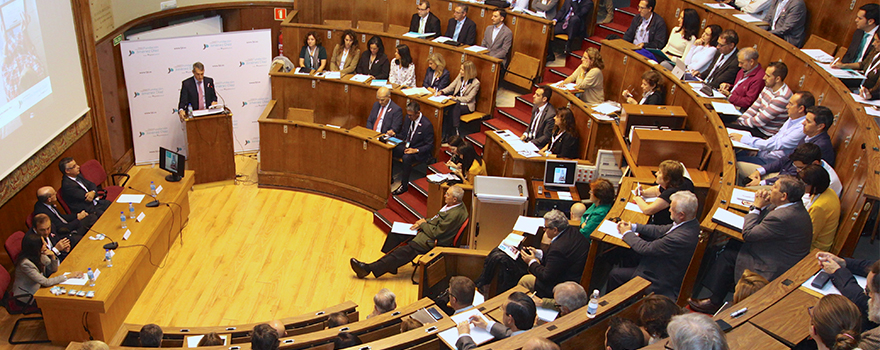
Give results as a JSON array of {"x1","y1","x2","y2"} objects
[{"x1": 127, "y1": 186, "x2": 160, "y2": 208}]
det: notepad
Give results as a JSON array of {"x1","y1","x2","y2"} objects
[
  {"x1": 512, "y1": 216, "x2": 544, "y2": 235},
  {"x1": 730, "y1": 188, "x2": 756, "y2": 207},
  {"x1": 391, "y1": 222, "x2": 418, "y2": 236},
  {"x1": 402, "y1": 87, "x2": 432, "y2": 96},
  {"x1": 438, "y1": 310, "x2": 495, "y2": 349},
  {"x1": 712, "y1": 102, "x2": 742, "y2": 116},
  {"x1": 732, "y1": 13, "x2": 762, "y2": 23},
  {"x1": 801, "y1": 49, "x2": 834, "y2": 63},
  {"x1": 711, "y1": 208, "x2": 744, "y2": 231},
  {"x1": 597, "y1": 220, "x2": 624, "y2": 239}
]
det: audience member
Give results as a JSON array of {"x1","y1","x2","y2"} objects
[
  {"x1": 539, "y1": 107, "x2": 580, "y2": 159},
  {"x1": 448, "y1": 275, "x2": 477, "y2": 314},
  {"x1": 860, "y1": 261, "x2": 880, "y2": 349},
  {"x1": 637, "y1": 295, "x2": 683, "y2": 344},
  {"x1": 699, "y1": 29, "x2": 740, "y2": 88},
  {"x1": 579, "y1": 178, "x2": 615, "y2": 237},
  {"x1": 400, "y1": 317, "x2": 424, "y2": 332},
  {"x1": 59, "y1": 157, "x2": 111, "y2": 218},
  {"x1": 762, "y1": 0, "x2": 807, "y2": 48},
  {"x1": 81, "y1": 341, "x2": 109, "y2": 350},
  {"x1": 521, "y1": 85, "x2": 557, "y2": 148},
  {"x1": 251, "y1": 324, "x2": 279, "y2": 350},
  {"x1": 622, "y1": 70, "x2": 664, "y2": 105},
  {"x1": 723, "y1": 0, "x2": 773, "y2": 18},
  {"x1": 355, "y1": 36, "x2": 390, "y2": 79},
  {"x1": 298, "y1": 31, "x2": 326, "y2": 73},
  {"x1": 802, "y1": 105, "x2": 836, "y2": 166},
  {"x1": 369, "y1": 288, "x2": 397, "y2": 318},
  {"x1": 326, "y1": 312, "x2": 349, "y2": 329},
  {"x1": 517, "y1": 209, "x2": 590, "y2": 298},
  {"x1": 268, "y1": 319, "x2": 287, "y2": 338},
  {"x1": 816, "y1": 252, "x2": 879, "y2": 334},
  {"x1": 351, "y1": 185, "x2": 467, "y2": 278},
  {"x1": 140, "y1": 324, "x2": 163, "y2": 348},
  {"x1": 729, "y1": 61, "x2": 792, "y2": 138},
  {"x1": 444, "y1": 4, "x2": 477, "y2": 45},
  {"x1": 666, "y1": 313, "x2": 728, "y2": 350},
  {"x1": 481, "y1": 9, "x2": 513, "y2": 66},
  {"x1": 731, "y1": 87, "x2": 806, "y2": 167},
  {"x1": 632, "y1": 160, "x2": 695, "y2": 225},
  {"x1": 531, "y1": 0, "x2": 559, "y2": 22},
  {"x1": 661, "y1": 8, "x2": 699, "y2": 58},
  {"x1": 366, "y1": 87, "x2": 403, "y2": 136},
  {"x1": 562, "y1": 48, "x2": 605, "y2": 104},
  {"x1": 533, "y1": 281, "x2": 588, "y2": 316},
  {"x1": 810, "y1": 294, "x2": 863, "y2": 350},
  {"x1": 450, "y1": 143, "x2": 486, "y2": 184},
  {"x1": 389, "y1": 44, "x2": 416, "y2": 87},
  {"x1": 689, "y1": 176, "x2": 811, "y2": 314},
  {"x1": 552, "y1": 0, "x2": 594, "y2": 53},
  {"x1": 333, "y1": 332, "x2": 362, "y2": 349},
  {"x1": 621, "y1": 0, "x2": 668, "y2": 50},
  {"x1": 839, "y1": 4, "x2": 879, "y2": 65},
  {"x1": 610, "y1": 191, "x2": 700, "y2": 299},
  {"x1": 606, "y1": 317, "x2": 648, "y2": 350},
  {"x1": 683, "y1": 24, "x2": 721, "y2": 75},
  {"x1": 456, "y1": 292, "x2": 537, "y2": 349},
  {"x1": 29, "y1": 214, "x2": 72, "y2": 261},
  {"x1": 12, "y1": 233, "x2": 70, "y2": 305},
  {"x1": 743, "y1": 140, "x2": 840, "y2": 197},
  {"x1": 409, "y1": 1, "x2": 441, "y2": 39},
  {"x1": 718, "y1": 47, "x2": 764, "y2": 112},
  {"x1": 444, "y1": 135, "x2": 466, "y2": 164},
  {"x1": 423, "y1": 53, "x2": 450, "y2": 92},
  {"x1": 436, "y1": 61, "x2": 480, "y2": 141},
  {"x1": 34, "y1": 186, "x2": 92, "y2": 235},
  {"x1": 523, "y1": 337, "x2": 560, "y2": 350},
  {"x1": 391, "y1": 101, "x2": 434, "y2": 195},
  {"x1": 799, "y1": 164, "x2": 840, "y2": 251},
  {"x1": 570, "y1": 202, "x2": 587, "y2": 222},
  {"x1": 197, "y1": 332, "x2": 224, "y2": 347},
  {"x1": 854, "y1": 32, "x2": 880, "y2": 97},
  {"x1": 732, "y1": 269, "x2": 769, "y2": 304}
]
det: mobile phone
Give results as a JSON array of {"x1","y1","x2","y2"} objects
[
  {"x1": 811, "y1": 272, "x2": 831, "y2": 289},
  {"x1": 427, "y1": 307, "x2": 443, "y2": 320}
]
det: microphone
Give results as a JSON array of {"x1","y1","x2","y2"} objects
[
  {"x1": 103, "y1": 242, "x2": 119, "y2": 250},
  {"x1": 518, "y1": 184, "x2": 523, "y2": 196},
  {"x1": 127, "y1": 186, "x2": 160, "y2": 208}
]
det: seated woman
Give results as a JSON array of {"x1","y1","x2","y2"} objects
[
  {"x1": 637, "y1": 295, "x2": 683, "y2": 344},
  {"x1": 329, "y1": 29, "x2": 360, "y2": 75},
  {"x1": 444, "y1": 135, "x2": 466, "y2": 165},
  {"x1": 11, "y1": 233, "x2": 73, "y2": 306},
  {"x1": 732, "y1": 269, "x2": 769, "y2": 304},
  {"x1": 622, "y1": 70, "x2": 665, "y2": 105},
  {"x1": 355, "y1": 36, "x2": 390, "y2": 79},
  {"x1": 661, "y1": 9, "x2": 699, "y2": 59},
  {"x1": 389, "y1": 44, "x2": 416, "y2": 87},
  {"x1": 539, "y1": 107, "x2": 580, "y2": 159},
  {"x1": 632, "y1": 160, "x2": 695, "y2": 225},
  {"x1": 683, "y1": 24, "x2": 721, "y2": 75},
  {"x1": 562, "y1": 47, "x2": 605, "y2": 104},
  {"x1": 299, "y1": 31, "x2": 327, "y2": 73},
  {"x1": 580, "y1": 178, "x2": 615, "y2": 237},
  {"x1": 423, "y1": 53, "x2": 450, "y2": 93},
  {"x1": 436, "y1": 61, "x2": 480, "y2": 141},
  {"x1": 450, "y1": 143, "x2": 486, "y2": 184},
  {"x1": 799, "y1": 165, "x2": 840, "y2": 252},
  {"x1": 809, "y1": 294, "x2": 863, "y2": 350}
]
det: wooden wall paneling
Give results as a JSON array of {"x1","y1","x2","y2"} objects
[
  {"x1": 314, "y1": 80, "x2": 352, "y2": 127},
  {"x1": 294, "y1": 0, "x2": 322, "y2": 24},
  {"x1": 598, "y1": 42, "x2": 627, "y2": 102},
  {"x1": 655, "y1": 1, "x2": 680, "y2": 35},
  {"x1": 96, "y1": 40, "x2": 132, "y2": 166},
  {"x1": 509, "y1": 13, "x2": 553, "y2": 68},
  {"x1": 828, "y1": 108, "x2": 861, "y2": 184},
  {"x1": 829, "y1": 107, "x2": 859, "y2": 164},
  {"x1": 809, "y1": 0, "x2": 844, "y2": 48},
  {"x1": 570, "y1": 105, "x2": 594, "y2": 161},
  {"x1": 482, "y1": 134, "x2": 510, "y2": 177},
  {"x1": 286, "y1": 77, "x2": 318, "y2": 111},
  {"x1": 355, "y1": 0, "x2": 390, "y2": 30},
  {"x1": 387, "y1": 0, "x2": 415, "y2": 32},
  {"x1": 322, "y1": 0, "x2": 352, "y2": 23}
]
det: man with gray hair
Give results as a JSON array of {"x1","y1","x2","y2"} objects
[
  {"x1": 609, "y1": 190, "x2": 701, "y2": 299},
  {"x1": 518, "y1": 209, "x2": 590, "y2": 298},
  {"x1": 533, "y1": 281, "x2": 588, "y2": 317},
  {"x1": 177, "y1": 61, "x2": 217, "y2": 121},
  {"x1": 666, "y1": 313, "x2": 729, "y2": 350},
  {"x1": 368, "y1": 288, "x2": 397, "y2": 318}
]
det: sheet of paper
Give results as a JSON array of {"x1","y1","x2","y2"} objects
[
  {"x1": 732, "y1": 13, "x2": 762, "y2": 23},
  {"x1": 350, "y1": 74, "x2": 371, "y2": 82},
  {"x1": 391, "y1": 222, "x2": 418, "y2": 236},
  {"x1": 851, "y1": 93, "x2": 880, "y2": 107},
  {"x1": 592, "y1": 102, "x2": 620, "y2": 115},
  {"x1": 322, "y1": 71, "x2": 341, "y2": 80},
  {"x1": 557, "y1": 192, "x2": 572, "y2": 200},
  {"x1": 512, "y1": 216, "x2": 544, "y2": 235},
  {"x1": 433, "y1": 36, "x2": 453, "y2": 43},
  {"x1": 116, "y1": 194, "x2": 145, "y2": 204},
  {"x1": 801, "y1": 272, "x2": 868, "y2": 296},
  {"x1": 597, "y1": 220, "x2": 623, "y2": 239},
  {"x1": 524, "y1": 9, "x2": 546, "y2": 18},
  {"x1": 817, "y1": 63, "x2": 865, "y2": 79},
  {"x1": 473, "y1": 291, "x2": 485, "y2": 305},
  {"x1": 712, "y1": 208, "x2": 744, "y2": 231},
  {"x1": 370, "y1": 79, "x2": 388, "y2": 87},
  {"x1": 536, "y1": 307, "x2": 559, "y2": 322},
  {"x1": 428, "y1": 95, "x2": 449, "y2": 103},
  {"x1": 402, "y1": 87, "x2": 432, "y2": 96},
  {"x1": 625, "y1": 201, "x2": 643, "y2": 213},
  {"x1": 464, "y1": 45, "x2": 489, "y2": 53},
  {"x1": 403, "y1": 32, "x2": 435, "y2": 38},
  {"x1": 727, "y1": 128, "x2": 760, "y2": 150},
  {"x1": 730, "y1": 188, "x2": 756, "y2": 207},
  {"x1": 801, "y1": 49, "x2": 834, "y2": 63},
  {"x1": 712, "y1": 102, "x2": 742, "y2": 116},
  {"x1": 704, "y1": 2, "x2": 734, "y2": 9},
  {"x1": 439, "y1": 310, "x2": 495, "y2": 349},
  {"x1": 61, "y1": 277, "x2": 88, "y2": 286},
  {"x1": 865, "y1": 106, "x2": 880, "y2": 116},
  {"x1": 187, "y1": 335, "x2": 228, "y2": 348}
]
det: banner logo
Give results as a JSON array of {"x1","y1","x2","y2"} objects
[
  {"x1": 139, "y1": 131, "x2": 145, "y2": 137},
  {"x1": 133, "y1": 92, "x2": 140, "y2": 98},
  {"x1": 242, "y1": 101, "x2": 248, "y2": 107},
  {"x1": 129, "y1": 50, "x2": 135, "y2": 56}
]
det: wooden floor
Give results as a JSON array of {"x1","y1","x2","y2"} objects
[{"x1": 0, "y1": 154, "x2": 419, "y2": 350}]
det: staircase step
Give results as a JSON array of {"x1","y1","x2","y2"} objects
[
  {"x1": 549, "y1": 67, "x2": 574, "y2": 79},
  {"x1": 387, "y1": 193, "x2": 420, "y2": 222},
  {"x1": 411, "y1": 177, "x2": 430, "y2": 198},
  {"x1": 593, "y1": 26, "x2": 619, "y2": 40},
  {"x1": 393, "y1": 188, "x2": 428, "y2": 219},
  {"x1": 515, "y1": 93, "x2": 535, "y2": 110},
  {"x1": 601, "y1": 22, "x2": 628, "y2": 35},
  {"x1": 617, "y1": 7, "x2": 639, "y2": 17},
  {"x1": 499, "y1": 108, "x2": 532, "y2": 127},
  {"x1": 586, "y1": 36, "x2": 604, "y2": 47},
  {"x1": 484, "y1": 114, "x2": 527, "y2": 135},
  {"x1": 541, "y1": 67, "x2": 566, "y2": 84},
  {"x1": 373, "y1": 208, "x2": 405, "y2": 233},
  {"x1": 465, "y1": 132, "x2": 487, "y2": 150},
  {"x1": 428, "y1": 161, "x2": 451, "y2": 174}
]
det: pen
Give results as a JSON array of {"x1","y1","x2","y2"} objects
[
  {"x1": 730, "y1": 307, "x2": 748, "y2": 318},
  {"x1": 830, "y1": 57, "x2": 840, "y2": 66},
  {"x1": 712, "y1": 301, "x2": 729, "y2": 317}
]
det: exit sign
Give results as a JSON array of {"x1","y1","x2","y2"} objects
[{"x1": 274, "y1": 8, "x2": 287, "y2": 21}]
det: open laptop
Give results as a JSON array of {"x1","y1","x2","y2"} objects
[{"x1": 672, "y1": 58, "x2": 699, "y2": 81}]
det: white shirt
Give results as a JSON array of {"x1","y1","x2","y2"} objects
[
  {"x1": 771, "y1": 0, "x2": 790, "y2": 30},
  {"x1": 858, "y1": 26, "x2": 879, "y2": 62},
  {"x1": 635, "y1": 14, "x2": 652, "y2": 45},
  {"x1": 739, "y1": 115, "x2": 806, "y2": 163},
  {"x1": 492, "y1": 24, "x2": 502, "y2": 42}
]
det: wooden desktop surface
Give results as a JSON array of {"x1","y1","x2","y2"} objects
[{"x1": 748, "y1": 288, "x2": 819, "y2": 346}]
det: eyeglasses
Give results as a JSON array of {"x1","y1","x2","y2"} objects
[{"x1": 664, "y1": 340, "x2": 674, "y2": 350}]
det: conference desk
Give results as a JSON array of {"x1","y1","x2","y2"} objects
[{"x1": 34, "y1": 168, "x2": 194, "y2": 345}]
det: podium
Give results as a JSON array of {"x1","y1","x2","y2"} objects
[{"x1": 185, "y1": 111, "x2": 235, "y2": 184}]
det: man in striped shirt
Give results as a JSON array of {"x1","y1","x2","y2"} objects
[{"x1": 728, "y1": 62, "x2": 792, "y2": 139}]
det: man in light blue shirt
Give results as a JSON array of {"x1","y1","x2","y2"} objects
[
  {"x1": 444, "y1": 4, "x2": 477, "y2": 45},
  {"x1": 733, "y1": 90, "x2": 811, "y2": 170}
]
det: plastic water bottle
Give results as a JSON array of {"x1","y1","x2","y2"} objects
[
  {"x1": 150, "y1": 181, "x2": 157, "y2": 198},
  {"x1": 87, "y1": 268, "x2": 95, "y2": 287},
  {"x1": 105, "y1": 249, "x2": 113, "y2": 267},
  {"x1": 120, "y1": 211, "x2": 127, "y2": 229},
  {"x1": 587, "y1": 290, "x2": 600, "y2": 318},
  {"x1": 129, "y1": 202, "x2": 136, "y2": 219},
  {"x1": 187, "y1": 104, "x2": 193, "y2": 117}
]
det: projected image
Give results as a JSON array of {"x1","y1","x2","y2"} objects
[
  {"x1": 554, "y1": 168, "x2": 567, "y2": 184},
  {"x1": 0, "y1": 0, "x2": 49, "y2": 130}
]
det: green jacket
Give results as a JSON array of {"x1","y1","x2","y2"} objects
[
  {"x1": 580, "y1": 203, "x2": 612, "y2": 237},
  {"x1": 412, "y1": 203, "x2": 469, "y2": 250}
]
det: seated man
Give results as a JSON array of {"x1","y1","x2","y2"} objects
[
  {"x1": 392, "y1": 101, "x2": 434, "y2": 195},
  {"x1": 698, "y1": 29, "x2": 740, "y2": 89},
  {"x1": 837, "y1": 4, "x2": 879, "y2": 67},
  {"x1": 667, "y1": 313, "x2": 729, "y2": 350},
  {"x1": 368, "y1": 288, "x2": 397, "y2": 318},
  {"x1": 367, "y1": 87, "x2": 403, "y2": 136},
  {"x1": 609, "y1": 191, "x2": 700, "y2": 299},
  {"x1": 689, "y1": 176, "x2": 812, "y2": 314},
  {"x1": 59, "y1": 157, "x2": 111, "y2": 218},
  {"x1": 456, "y1": 291, "x2": 537, "y2": 350},
  {"x1": 521, "y1": 85, "x2": 556, "y2": 149},
  {"x1": 409, "y1": 1, "x2": 441, "y2": 39},
  {"x1": 533, "y1": 281, "x2": 588, "y2": 317},
  {"x1": 816, "y1": 252, "x2": 879, "y2": 333},
  {"x1": 606, "y1": 317, "x2": 648, "y2": 350},
  {"x1": 718, "y1": 47, "x2": 764, "y2": 112},
  {"x1": 743, "y1": 142, "x2": 841, "y2": 197},
  {"x1": 326, "y1": 312, "x2": 349, "y2": 329},
  {"x1": 351, "y1": 185, "x2": 467, "y2": 278},
  {"x1": 268, "y1": 320, "x2": 287, "y2": 338},
  {"x1": 723, "y1": 0, "x2": 774, "y2": 18},
  {"x1": 729, "y1": 62, "x2": 793, "y2": 139},
  {"x1": 29, "y1": 214, "x2": 72, "y2": 262},
  {"x1": 448, "y1": 275, "x2": 477, "y2": 315},
  {"x1": 552, "y1": 0, "x2": 595, "y2": 53},
  {"x1": 518, "y1": 209, "x2": 590, "y2": 298},
  {"x1": 34, "y1": 186, "x2": 93, "y2": 235},
  {"x1": 731, "y1": 88, "x2": 807, "y2": 167},
  {"x1": 139, "y1": 324, "x2": 163, "y2": 348},
  {"x1": 523, "y1": 337, "x2": 560, "y2": 350},
  {"x1": 621, "y1": 0, "x2": 667, "y2": 50},
  {"x1": 801, "y1": 105, "x2": 836, "y2": 166},
  {"x1": 444, "y1": 4, "x2": 477, "y2": 45},
  {"x1": 762, "y1": 0, "x2": 807, "y2": 48},
  {"x1": 481, "y1": 10, "x2": 513, "y2": 66},
  {"x1": 251, "y1": 324, "x2": 279, "y2": 350}
]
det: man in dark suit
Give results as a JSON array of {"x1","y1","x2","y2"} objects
[
  {"x1": 59, "y1": 157, "x2": 111, "y2": 218},
  {"x1": 366, "y1": 87, "x2": 403, "y2": 136},
  {"x1": 689, "y1": 176, "x2": 812, "y2": 314},
  {"x1": 521, "y1": 85, "x2": 557, "y2": 149},
  {"x1": 552, "y1": 0, "x2": 594, "y2": 53},
  {"x1": 455, "y1": 292, "x2": 536, "y2": 350},
  {"x1": 840, "y1": 4, "x2": 879, "y2": 65},
  {"x1": 29, "y1": 214, "x2": 73, "y2": 262},
  {"x1": 444, "y1": 4, "x2": 477, "y2": 45},
  {"x1": 177, "y1": 62, "x2": 217, "y2": 121},
  {"x1": 409, "y1": 0, "x2": 442, "y2": 39},
  {"x1": 608, "y1": 191, "x2": 700, "y2": 299},
  {"x1": 699, "y1": 29, "x2": 740, "y2": 89},
  {"x1": 518, "y1": 209, "x2": 590, "y2": 298},
  {"x1": 621, "y1": 0, "x2": 667, "y2": 50},
  {"x1": 351, "y1": 185, "x2": 468, "y2": 278},
  {"x1": 389, "y1": 101, "x2": 435, "y2": 195},
  {"x1": 34, "y1": 186, "x2": 94, "y2": 236},
  {"x1": 762, "y1": 0, "x2": 807, "y2": 48}
]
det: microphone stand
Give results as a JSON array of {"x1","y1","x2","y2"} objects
[{"x1": 127, "y1": 186, "x2": 160, "y2": 208}]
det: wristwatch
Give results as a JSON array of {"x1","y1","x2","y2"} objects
[{"x1": 749, "y1": 205, "x2": 760, "y2": 212}]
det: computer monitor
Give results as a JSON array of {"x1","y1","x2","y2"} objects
[
  {"x1": 543, "y1": 159, "x2": 577, "y2": 192},
  {"x1": 159, "y1": 147, "x2": 186, "y2": 182}
]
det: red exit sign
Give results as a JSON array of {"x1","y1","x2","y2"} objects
[{"x1": 274, "y1": 8, "x2": 287, "y2": 21}]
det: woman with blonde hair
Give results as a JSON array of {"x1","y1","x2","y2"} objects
[
  {"x1": 436, "y1": 61, "x2": 480, "y2": 140},
  {"x1": 563, "y1": 47, "x2": 605, "y2": 104},
  {"x1": 423, "y1": 53, "x2": 450, "y2": 92}
]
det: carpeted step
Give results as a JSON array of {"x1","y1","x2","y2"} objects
[
  {"x1": 485, "y1": 113, "x2": 527, "y2": 135},
  {"x1": 411, "y1": 177, "x2": 430, "y2": 198},
  {"x1": 373, "y1": 208, "x2": 406, "y2": 233},
  {"x1": 393, "y1": 189, "x2": 428, "y2": 219},
  {"x1": 387, "y1": 193, "x2": 421, "y2": 222},
  {"x1": 465, "y1": 132, "x2": 487, "y2": 151},
  {"x1": 499, "y1": 107, "x2": 532, "y2": 127}
]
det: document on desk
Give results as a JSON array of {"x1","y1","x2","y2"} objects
[
  {"x1": 116, "y1": 194, "x2": 145, "y2": 204},
  {"x1": 187, "y1": 335, "x2": 228, "y2": 348},
  {"x1": 730, "y1": 188, "x2": 756, "y2": 207},
  {"x1": 851, "y1": 93, "x2": 880, "y2": 107},
  {"x1": 712, "y1": 102, "x2": 742, "y2": 116},
  {"x1": 391, "y1": 222, "x2": 419, "y2": 236},
  {"x1": 690, "y1": 83, "x2": 726, "y2": 98},
  {"x1": 61, "y1": 269, "x2": 100, "y2": 285},
  {"x1": 403, "y1": 32, "x2": 435, "y2": 38},
  {"x1": 513, "y1": 216, "x2": 544, "y2": 235},
  {"x1": 625, "y1": 201, "x2": 643, "y2": 213},
  {"x1": 536, "y1": 307, "x2": 559, "y2": 322},
  {"x1": 349, "y1": 74, "x2": 371, "y2": 83},
  {"x1": 593, "y1": 102, "x2": 621, "y2": 115},
  {"x1": 726, "y1": 128, "x2": 760, "y2": 151},
  {"x1": 817, "y1": 64, "x2": 865, "y2": 79},
  {"x1": 866, "y1": 106, "x2": 880, "y2": 116},
  {"x1": 704, "y1": 2, "x2": 734, "y2": 9},
  {"x1": 438, "y1": 310, "x2": 495, "y2": 349},
  {"x1": 597, "y1": 220, "x2": 624, "y2": 239},
  {"x1": 557, "y1": 192, "x2": 572, "y2": 200},
  {"x1": 464, "y1": 45, "x2": 489, "y2": 54},
  {"x1": 801, "y1": 49, "x2": 834, "y2": 63},
  {"x1": 732, "y1": 13, "x2": 762, "y2": 23},
  {"x1": 802, "y1": 272, "x2": 867, "y2": 296},
  {"x1": 402, "y1": 87, "x2": 432, "y2": 96},
  {"x1": 322, "y1": 71, "x2": 341, "y2": 80},
  {"x1": 711, "y1": 208, "x2": 744, "y2": 231},
  {"x1": 428, "y1": 95, "x2": 449, "y2": 103},
  {"x1": 432, "y1": 36, "x2": 453, "y2": 43},
  {"x1": 370, "y1": 79, "x2": 389, "y2": 87}
]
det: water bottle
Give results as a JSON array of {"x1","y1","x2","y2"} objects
[
  {"x1": 120, "y1": 211, "x2": 127, "y2": 229},
  {"x1": 129, "y1": 202, "x2": 136, "y2": 219},
  {"x1": 87, "y1": 268, "x2": 95, "y2": 287},
  {"x1": 150, "y1": 181, "x2": 157, "y2": 198},
  {"x1": 105, "y1": 249, "x2": 113, "y2": 267},
  {"x1": 187, "y1": 103, "x2": 193, "y2": 117},
  {"x1": 586, "y1": 290, "x2": 600, "y2": 318}
]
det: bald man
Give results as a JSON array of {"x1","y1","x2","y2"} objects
[
  {"x1": 366, "y1": 87, "x2": 404, "y2": 136},
  {"x1": 569, "y1": 203, "x2": 586, "y2": 222},
  {"x1": 33, "y1": 186, "x2": 93, "y2": 237},
  {"x1": 268, "y1": 320, "x2": 286, "y2": 338}
]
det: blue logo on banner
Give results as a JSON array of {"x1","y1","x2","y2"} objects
[
  {"x1": 129, "y1": 50, "x2": 135, "y2": 56},
  {"x1": 177, "y1": 147, "x2": 183, "y2": 152},
  {"x1": 139, "y1": 132, "x2": 145, "y2": 137},
  {"x1": 133, "y1": 92, "x2": 140, "y2": 98},
  {"x1": 239, "y1": 61, "x2": 245, "y2": 67},
  {"x1": 203, "y1": 44, "x2": 209, "y2": 50},
  {"x1": 168, "y1": 68, "x2": 174, "y2": 73},
  {"x1": 245, "y1": 140, "x2": 251, "y2": 145},
  {"x1": 242, "y1": 101, "x2": 248, "y2": 107}
]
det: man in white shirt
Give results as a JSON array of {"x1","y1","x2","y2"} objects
[{"x1": 732, "y1": 89, "x2": 807, "y2": 168}]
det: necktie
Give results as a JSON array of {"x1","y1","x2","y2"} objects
[
  {"x1": 375, "y1": 106, "x2": 386, "y2": 132},
  {"x1": 197, "y1": 81, "x2": 205, "y2": 110},
  {"x1": 528, "y1": 108, "x2": 541, "y2": 138},
  {"x1": 856, "y1": 32, "x2": 870, "y2": 62},
  {"x1": 562, "y1": 8, "x2": 573, "y2": 30},
  {"x1": 419, "y1": 17, "x2": 426, "y2": 33},
  {"x1": 48, "y1": 205, "x2": 68, "y2": 224},
  {"x1": 454, "y1": 21, "x2": 463, "y2": 41},
  {"x1": 408, "y1": 121, "x2": 417, "y2": 142}
]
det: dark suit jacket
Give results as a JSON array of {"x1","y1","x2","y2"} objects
[
  {"x1": 622, "y1": 13, "x2": 669, "y2": 50},
  {"x1": 641, "y1": 89, "x2": 665, "y2": 105},
  {"x1": 528, "y1": 227, "x2": 590, "y2": 297},
  {"x1": 60, "y1": 175, "x2": 99, "y2": 215},
  {"x1": 26, "y1": 227, "x2": 69, "y2": 260},
  {"x1": 455, "y1": 323, "x2": 516, "y2": 350},
  {"x1": 553, "y1": 0, "x2": 593, "y2": 37},
  {"x1": 178, "y1": 76, "x2": 217, "y2": 111},
  {"x1": 830, "y1": 258, "x2": 878, "y2": 330},
  {"x1": 33, "y1": 202, "x2": 81, "y2": 235},
  {"x1": 355, "y1": 52, "x2": 390, "y2": 79},
  {"x1": 700, "y1": 48, "x2": 740, "y2": 88},
  {"x1": 548, "y1": 131, "x2": 580, "y2": 159},
  {"x1": 399, "y1": 114, "x2": 435, "y2": 163},
  {"x1": 623, "y1": 219, "x2": 700, "y2": 299},
  {"x1": 366, "y1": 100, "x2": 404, "y2": 135},
  {"x1": 444, "y1": 17, "x2": 478, "y2": 45},
  {"x1": 735, "y1": 202, "x2": 812, "y2": 282},
  {"x1": 842, "y1": 29, "x2": 876, "y2": 64},
  {"x1": 525, "y1": 103, "x2": 557, "y2": 149},
  {"x1": 762, "y1": 0, "x2": 807, "y2": 48},
  {"x1": 409, "y1": 12, "x2": 442, "y2": 38},
  {"x1": 423, "y1": 67, "x2": 450, "y2": 91}
]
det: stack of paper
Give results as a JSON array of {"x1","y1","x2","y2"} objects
[
  {"x1": 322, "y1": 71, "x2": 342, "y2": 80},
  {"x1": 732, "y1": 13, "x2": 762, "y2": 23},
  {"x1": 403, "y1": 32, "x2": 435, "y2": 38},
  {"x1": 512, "y1": 216, "x2": 544, "y2": 235},
  {"x1": 391, "y1": 222, "x2": 418, "y2": 236},
  {"x1": 817, "y1": 63, "x2": 865, "y2": 79},
  {"x1": 801, "y1": 49, "x2": 834, "y2": 63},
  {"x1": 350, "y1": 74, "x2": 371, "y2": 82},
  {"x1": 711, "y1": 208, "x2": 744, "y2": 231},
  {"x1": 427, "y1": 173, "x2": 461, "y2": 183},
  {"x1": 593, "y1": 102, "x2": 621, "y2": 115},
  {"x1": 712, "y1": 101, "x2": 742, "y2": 116},
  {"x1": 464, "y1": 45, "x2": 489, "y2": 53},
  {"x1": 116, "y1": 194, "x2": 145, "y2": 203},
  {"x1": 370, "y1": 79, "x2": 389, "y2": 86},
  {"x1": 730, "y1": 188, "x2": 756, "y2": 207},
  {"x1": 851, "y1": 93, "x2": 880, "y2": 107},
  {"x1": 428, "y1": 95, "x2": 450, "y2": 103},
  {"x1": 402, "y1": 87, "x2": 432, "y2": 96},
  {"x1": 432, "y1": 36, "x2": 453, "y2": 43}
]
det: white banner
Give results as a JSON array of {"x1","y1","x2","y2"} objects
[{"x1": 121, "y1": 30, "x2": 271, "y2": 164}]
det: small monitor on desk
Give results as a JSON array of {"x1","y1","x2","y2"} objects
[
  {"x1": 159, "y1": 147, "x2": 186, "y2": 182},
  {"x1": 543, "y1": 159, "x2": 577, "y2": 192}
]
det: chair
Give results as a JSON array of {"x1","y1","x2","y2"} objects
[
  {"x1": 79, "y1": 159, "x2": 130, "y2": 202},
  {"x1": 5, "y1": 231, "x2": 24, "y2": 263},
  {"x1": 357, "y1": 21, "x2": 385, "y2": 32},
  {"x1": 55, "y1": 193, "x2": 71, "y2": 215},
  {"x1": 804, "y1": 34, "x2": 837, "y2": 56},
  {"x1": 1, "y1": 267, "x2": 49, "y2": 344},
  {"x1": 25, "y1": 213, "x2": 33, "y2": 229},
  {"x1": 410, "y1": 218, "x2": 470, "y2": 284}
]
